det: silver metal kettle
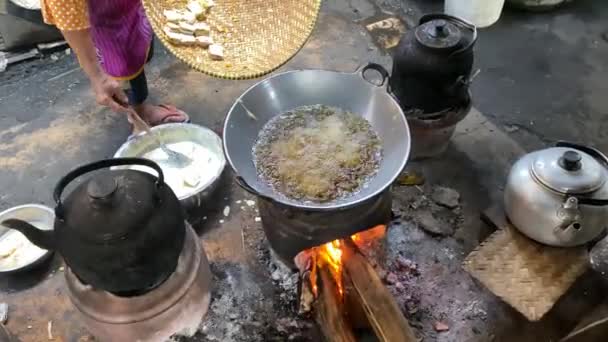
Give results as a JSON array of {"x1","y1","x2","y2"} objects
[{"x1": 504, "y1": 141, "x2": 608, "y2": 247}]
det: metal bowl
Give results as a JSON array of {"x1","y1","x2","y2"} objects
[
  {"x1": 114, "y1": 123, "x2": 226, "y2": 212},
  {"x1": 0, "y1": 204, "x2": 54, "y2": 274}
]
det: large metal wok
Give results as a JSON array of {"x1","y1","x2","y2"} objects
[{"x1": 223, "y1": 63, "x2": 411, "y2": 210}]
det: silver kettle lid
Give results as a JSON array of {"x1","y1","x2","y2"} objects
[{"x1": 531, "y1": 147, "x2": 606, "y2": 194}]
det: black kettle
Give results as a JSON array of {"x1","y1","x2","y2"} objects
[
  {"x1": 390, "y1": 14, "x2": 477, "y2": 114},
  {"x1": 2, "y1": 158, "x2": 185, "y2": 294}
]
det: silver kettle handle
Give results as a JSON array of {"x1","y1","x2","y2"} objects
[
  {"x1": 555, "y1": 141, "x2": 608, "y2": 206},
  {"x1": 556, "y1": 141, "x2": 608, "y2": 167}
]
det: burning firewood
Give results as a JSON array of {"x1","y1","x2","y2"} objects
[
  {"x1": 341, "y1": 239, "x2": 417, "y2": 342},
  {"x1": 297, "y1": 250, "x2": 356, "y2": 342},
  {"x1": 314, "y1": 265, "x2": 357, "y2": 342},
  {"x1": 296, "y1": 250, "x2": 316, "y2": 315},
  {"x1": 296, "y1": 225, "x2": 417, "y2": 342}
]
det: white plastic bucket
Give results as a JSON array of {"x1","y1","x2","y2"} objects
[{"x1": 444, "y1": 0, "x2": 505, "y2": 28}]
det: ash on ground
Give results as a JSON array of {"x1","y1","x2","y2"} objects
[
  {"x1": 373, "y1": 183, "x2": 495, "y2": 342},
  {"x1": 173, "y1": 261, "x2": 314, "y2": 342},
  {"x1": 177, "y1": 180, "x2": 496, "y2": 342},
  {"x1": 173, "y1": 201, "x2": 318, "y2": 342}
]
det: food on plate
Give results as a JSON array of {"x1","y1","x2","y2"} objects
[
  {"x1": 162, "y1": 0, "x2": 224, "y2": 60},
  {"x1": 200, "y1": 0, "x2": 215, "y2": 10},
  {"x1": 129, "y1": 141, "x2": 223, "y2": 199},
  {"x1": 164, "y1": 27, "x2": 196, "y2": 45},
  {"x1": 196, "y1": 36, "x2": 214, "y2": 47},
  {"x1": 164, "y1": 9, "x2": 195, "y2": 24},
  {"x1": 166, "y1": 22, "x2": 181, "y2": 31},
  {"x1": 192, "y1": 22, "x2": 211, "y2": 36},
  {"x1": 179, "y1": 21, "x2": 210, "y2": 36},
  {"x1": 0, "y1": 230, "x2": 47, "y2": 270},
  {"x1": 163, "y1": 9, "x2": 182, "y2": 22},
  {"x1": 187, "y1": 0, "x2": 206, "y2": 20},
  {"x1": 208, "y1": 44, "x2": 224, "y2": 60}
]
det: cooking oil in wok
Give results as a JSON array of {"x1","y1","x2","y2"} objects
[{"x1": 253, "y1": 105, "x2": 382, "y2": 202}]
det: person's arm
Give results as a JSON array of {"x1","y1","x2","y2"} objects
[
  {"x1": 41, "y1": 0, "x2": 128, "y2": 112},
  {"x1": 62, "y1": 30, "x2": 129, "y2": 112}
]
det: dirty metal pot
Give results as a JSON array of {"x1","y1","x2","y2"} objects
[
  {"x1": 504, "y1": 142, "x2": 608, "y2": 246},
  {"x1": 1, "y1": 158, "x2": 186, "y2": 294},
  {"x1": 65, "y1": 224, "x2": 211, "y2": 342},
  {"x1": 390, "y1": 14, "x2": 477, "y2": 114}
]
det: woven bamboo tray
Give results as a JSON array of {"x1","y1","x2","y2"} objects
[
  {"x1": 142, "y1": 0, "x2": 322, "y2": 80},
  {"x1": 464, "y1": 206, "x2": 588, "y2": 321}
]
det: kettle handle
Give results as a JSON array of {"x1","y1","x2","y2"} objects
[
  {"x1": 555, "y1": 141, "x2": 608, "y2": 206},
  {"x1": 556, "y1": 141, "x2": 608, "y2": 168},
  {"x1": 53, "y1": 158, "x2": 165, "y2": 219}
]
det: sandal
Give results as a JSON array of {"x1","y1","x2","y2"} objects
[{"x1": 127, "y1": 104, "x2": 190, "y2": 140}]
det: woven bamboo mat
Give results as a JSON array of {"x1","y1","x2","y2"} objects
[
  {"x1": 464, "y1": 206, "x2": 588, "y2": 321},
  {"x1": 142, "y1": 0, "x2": 322, "y2": 80}
]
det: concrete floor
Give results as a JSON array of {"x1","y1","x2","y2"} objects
[{"x1": 1, "y1": 0, "x2": 608, "y2": 341}]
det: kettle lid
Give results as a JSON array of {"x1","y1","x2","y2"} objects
[
  {"x1": 415, "y1": 19, "x2": 461, "y2": 50},
  {"x1": 531, "y1": 147, "x2": 606, "y2": 194},
  {"x1": 54, "y1": 158, "x2": 169, "y2": 243}
]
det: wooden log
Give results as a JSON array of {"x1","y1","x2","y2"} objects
[
  {"x1": 343, "y1": 279, "x2": 372, "y2": 330},
  {"x1": 312, "y1": 264, "x2": 356, "y2": 342},
  {"x1": 297, "y1": 249, "x2": 355, "y2": 342},
  {"x1": 342, "y1": 240, "x2": 417, "y2": 342},
  {"x1": 296, "y1": 251, "x2": 316, "y2": 316}
]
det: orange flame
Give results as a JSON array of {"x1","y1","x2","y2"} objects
[
  {"x1": 351, "y1": 225, "x2": 387, "y2": 249},
  {"x1": 316, "y1": 240, "x2": 344, "y2": 296},
  {"x1": 307, "y1": 225, "x2": 387, "y2": 299}
]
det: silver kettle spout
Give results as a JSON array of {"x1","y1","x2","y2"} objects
[
  {"x1": 554, "y1": 197, "x2": 582, "y2": 241},
  {"x1": 1, "y1": 219, "x2": 56, "y2": 250},
  {"x1": 554, "y1": 222, "x2": 581, "y2": 242}
]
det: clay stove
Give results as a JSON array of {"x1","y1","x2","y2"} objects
[
  {"x1": 258, "y1": 190, "x2": 393, "y2": 267},
  {"x1": 258, "y1": 186, "x2": 418, "y2": 341},
  {"x1": 64, "y1": 225, "x2": 211, "y2": 342}
]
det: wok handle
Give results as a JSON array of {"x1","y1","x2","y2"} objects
[
  {"x1": 235, "y1": 176, "x2": 275, "y2": 202},
  {"x1": 360, "y1": 63, "x2": 390, "y2": 88}
]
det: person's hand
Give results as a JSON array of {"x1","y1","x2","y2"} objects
[{"x1": 90, "y1": 72, "x2": 129, "y2": 113}]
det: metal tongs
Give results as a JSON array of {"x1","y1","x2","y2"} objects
[{"x1": 127, "y1": 108, "x2": 193, "y2": 168}]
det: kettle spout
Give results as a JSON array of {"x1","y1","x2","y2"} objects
[{"x1": 1, "y1": 219, "x2": 56, "y2": 250}]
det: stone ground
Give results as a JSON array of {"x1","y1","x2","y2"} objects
[{"x1": 1, "y1": 0, "x2": 608, "y2": 341}]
